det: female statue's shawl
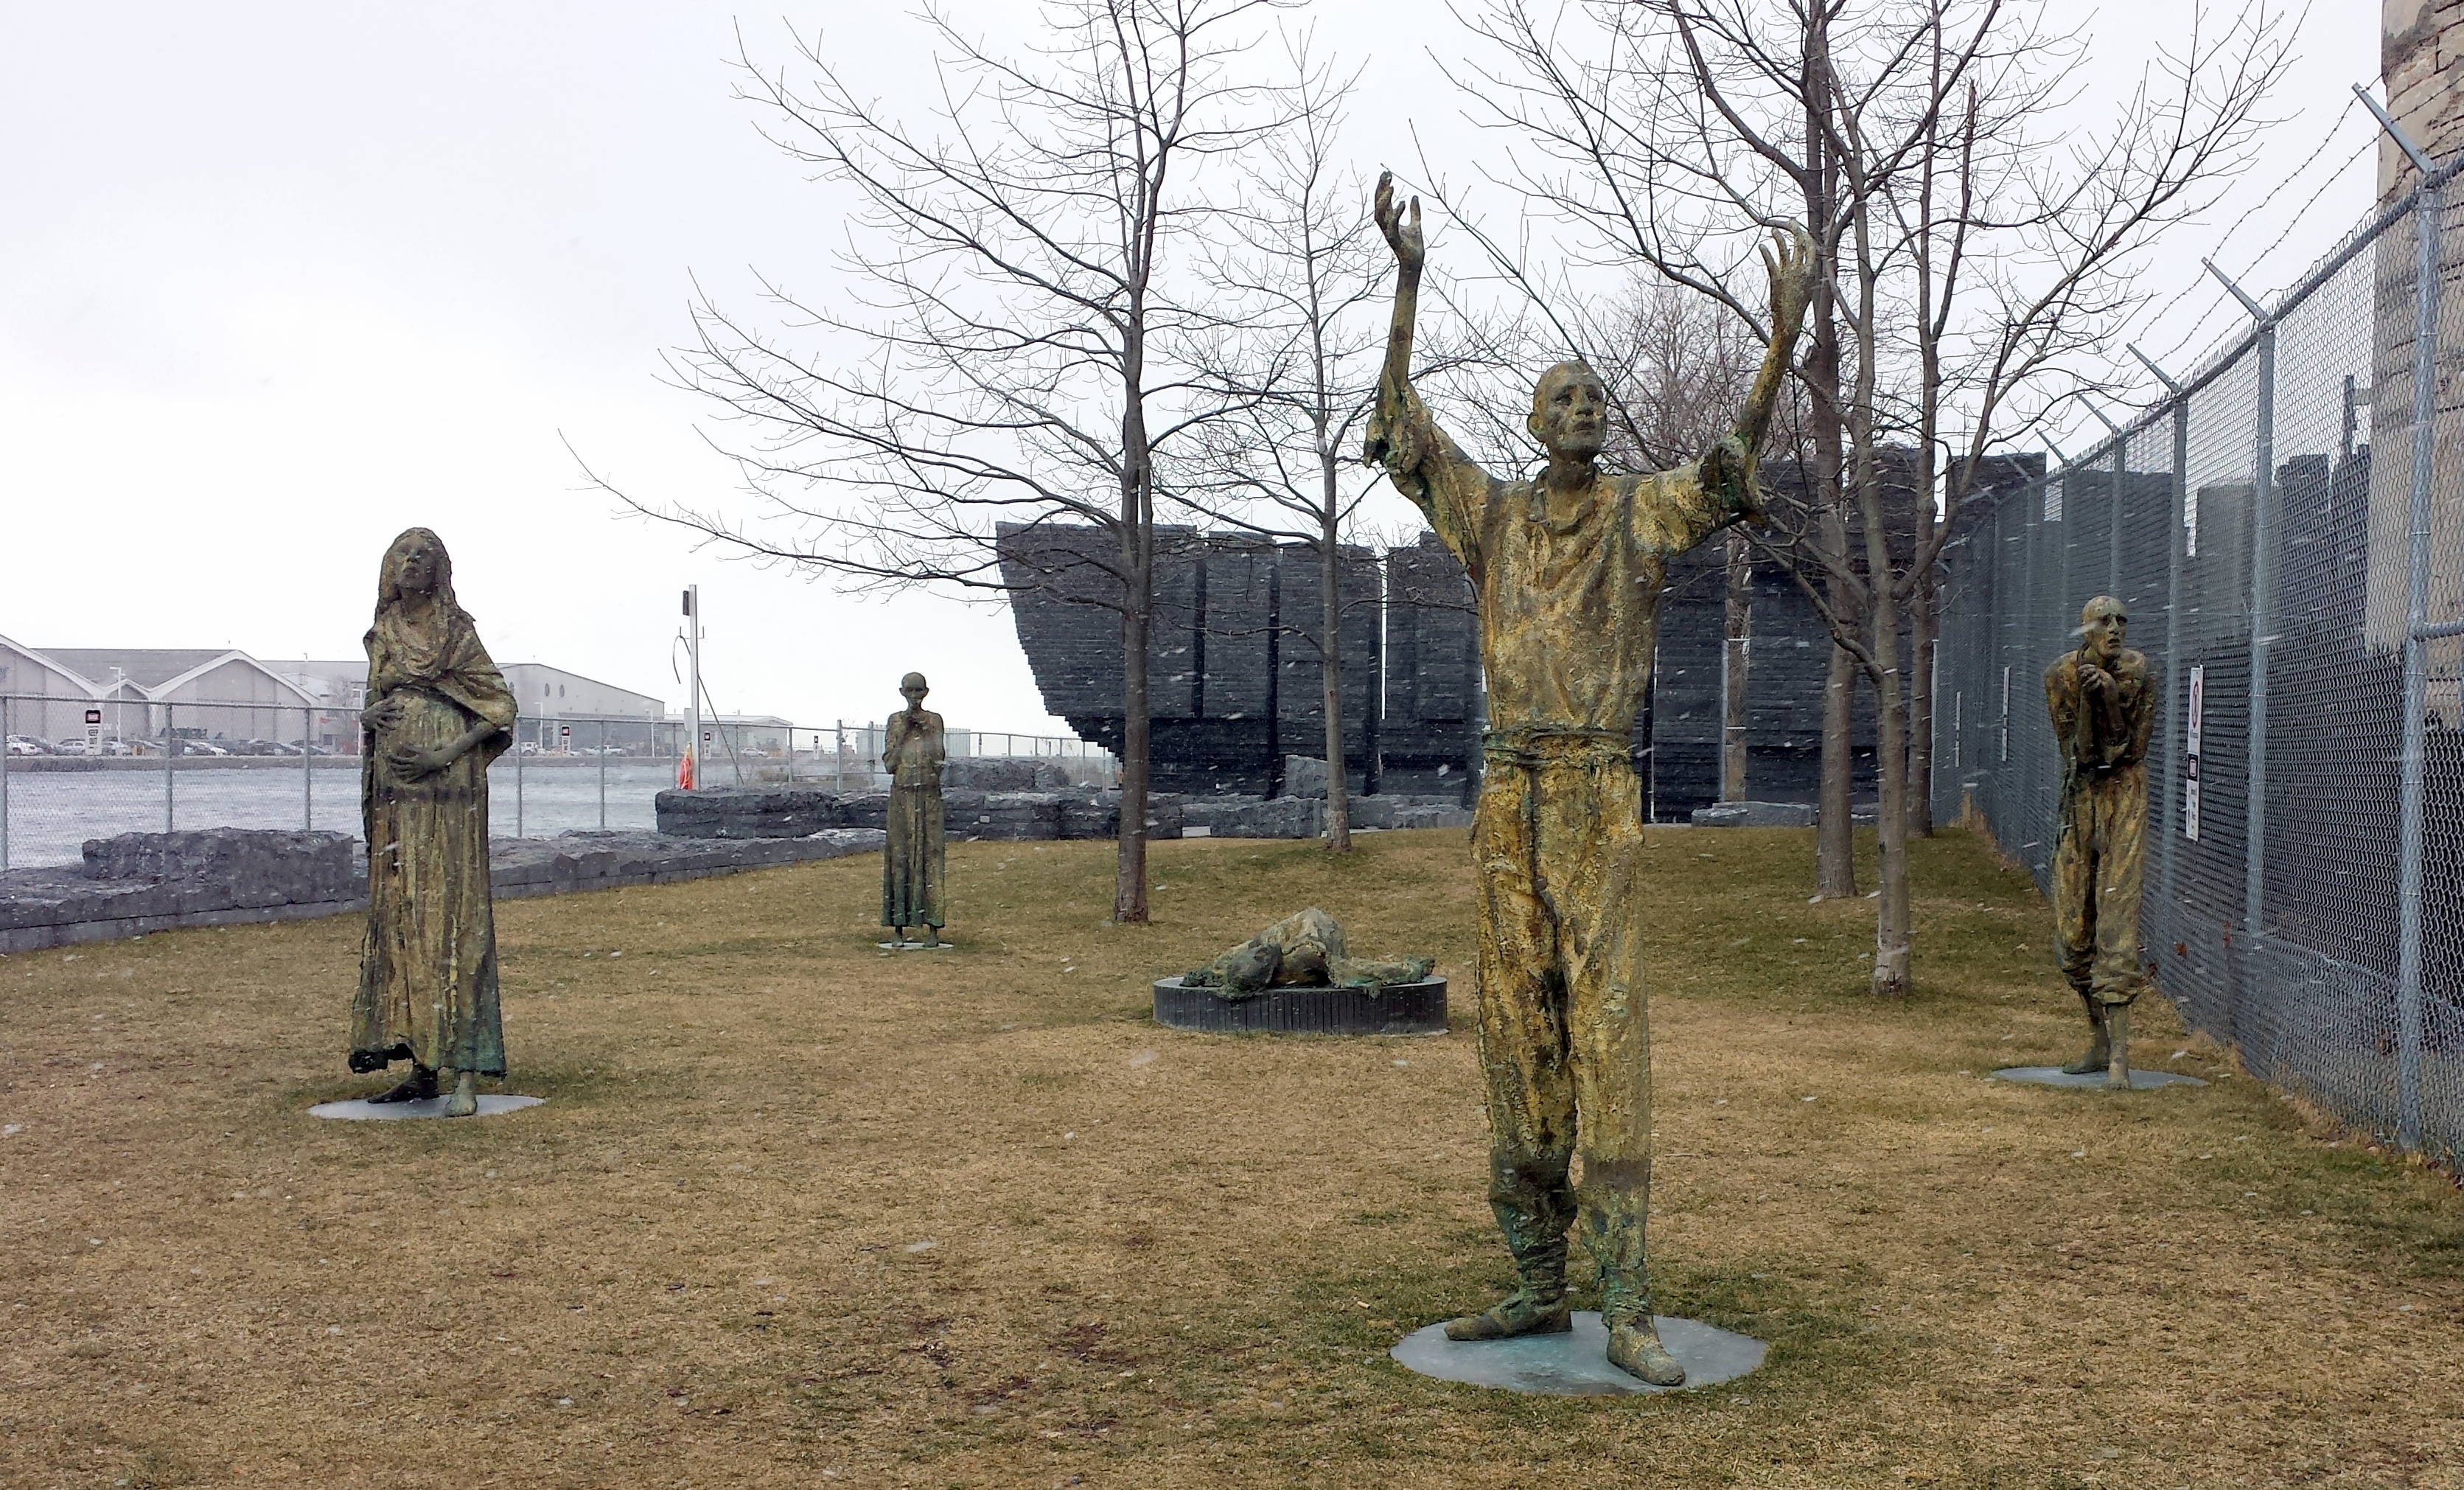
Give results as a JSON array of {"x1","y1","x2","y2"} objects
[{"x1": 350, "y1": 529, "x2": 519, "y2": 1076}]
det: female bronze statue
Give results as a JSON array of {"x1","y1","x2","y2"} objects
[
  {"x1": 349, "y1": 528, "x2": 518, "y2": 1116},
  {"x1": 882, "y1": 672, "x2": 947, "y2": 946}
]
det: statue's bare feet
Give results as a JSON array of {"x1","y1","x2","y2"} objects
[
  {"x1": 922, "y1": 927, "x2": 940, "y2": 947},
  {"x1": 1606, "y1": 1320, "x2": 1686, "y2": 1386},
  {"x1": 369, "y1": 1066, "x2": 438, "y2": 1104},
  {"x1": 443, "y1": 1071, "x2": 477, "y2": 1118},
  {"x1": 2061, "y1": 1041, "x2": 2109, "y2": 1076},
  {"x1": 1442, "y1": 1289, "x2": 1570, "y2": 1342},
  {"x1": 2101, "y1": 1005, "x2": 2132, "y2": 1090}
]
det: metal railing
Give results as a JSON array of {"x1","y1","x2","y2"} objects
[
  {"x1": 0, "y1": 697, "x2": 1114, "y2": 869},
  {"x1": 1937, "y1": 147, "x2": 2464, "y2": 1160}
]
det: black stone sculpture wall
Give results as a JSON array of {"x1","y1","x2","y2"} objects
[{"x1": 998, "y1": 449, "x2": 2040, "y2": 815}]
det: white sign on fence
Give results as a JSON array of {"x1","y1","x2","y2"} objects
[{"x1": 2183, "y1": 664, "x2": 2204, "y2": 841}]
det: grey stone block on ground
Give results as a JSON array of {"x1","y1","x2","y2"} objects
[
  {"x1": 1990, "y1": 1065, "x2": 2208, "y2": 1090},
  {"x1": 1391, "y1": 1312, "x2": 1765, "y2": 1396},
  {"x1": 310, "y1": 1095, "x2": 546, "y2": 1121},
  {"x1": 1691, "y1": 801, "x2": 1817, "y2": 828}
]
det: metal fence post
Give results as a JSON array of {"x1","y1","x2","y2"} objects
[
  {"x1": 2160, "y1": 394, "x2": 2189, "y2": 965},
  {"x1": 2395, "y1": 175, "x2": 2443, "y2": 1152},
  {"x1": 2109, "y1": 439, "x2": 2124, "y2": 596},
  {"x1": 303, "y1": 703, "x2": 314, "y2": 830},
  {"x1": 515, "y1": 715, "x2": 525, "y2": 839},
  {"x1": 2205, "y1": 258, "x2": 2276, "y2": 990},
  {"x1": 164, "y1": 701, "x2": 175, "y2": 832},
  {"x1": 1, "y1": 695, "x2": 11, "y2": 871},
  {"x1": 598, "y1": 717, "x2": 609, "y2": 830}
]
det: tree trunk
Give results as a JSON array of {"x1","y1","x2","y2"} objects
[
  {"x1": 1817, "y1": 626, "x2": 1858, "y2": 898},
  {"x1": 1866, "y1": 562, "x2": 1910, "y2": 995},
  {"x1": 1319, "y1": 515, "x2": 1352, "y2": 854},
  {"x1": 1114, "y1": 571, "x2": 1151, "y2": 924},
  {"x1": 1802, "y1": 55, "x2": 1854, "y2": 899},
  {"x1": 1907, "y1": 560, "x2": 1937, "y2": 838},
  {"x1": 1113, "y1": 369, "x2": 1153, "y2": 924},
  {"x1": 1722, "y1": 529, "x2": 1752, "y2": 803}
]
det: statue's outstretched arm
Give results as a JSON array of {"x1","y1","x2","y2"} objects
[
  {"x1": 1372, "y1": 171, "x2": 1425, "y2": 411},
  {"x1": 1735, "y1": 223, "x2": 1815, "y2": 457}
]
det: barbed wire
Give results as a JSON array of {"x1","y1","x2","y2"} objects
[{"x1": 2127, "y1": 94, "x2": 2367, "y2": 372}]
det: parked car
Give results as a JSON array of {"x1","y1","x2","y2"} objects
[
  {"x1": 177, "y1": 739, "x2": 230, "y2": 757},
  {"x1": 6, "y1": 737, "x2": 48, "y2": 756}
]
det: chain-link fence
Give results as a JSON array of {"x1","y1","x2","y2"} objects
[
  {"x1": 1938, "y1": 155, "x2": 2464, "y2": 1160},
  {"x1": 1, "y1": 698, "x2": 1113, "y2": 870}
]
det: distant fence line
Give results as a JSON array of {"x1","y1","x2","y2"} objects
[
  {"x1": 1937, "y1": 154, "x2": 2464, "y2": 1160},
  {"x1": 0, "y1": 695, "x2": 1113, "y2": 870}
]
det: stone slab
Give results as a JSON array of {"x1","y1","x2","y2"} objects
[
  {"x1": 310, "y1": 1095, "x2": 547, "y2": 1121},
  {"x1": 1990, "y1": 1065, "x2": 2208, "y2": 1090},
  {"x1": 879, "y1": 940, "x2": 957, "y2": 951},
  {"x1": 1392, "y1": 1312, "x2": 1764, "y2": 1396}
]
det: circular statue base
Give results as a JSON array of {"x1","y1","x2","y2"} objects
[
  {"x1": 1392, "y1": 1312, "x2": 1764, "y2": 1396},
  {"x1": 1152, "y1": 975, "x2": 1447, "y2": 1036},
  {"x1": 310, "y1": 1095, "x2": 546, "y2": 1121},
  {"x1": 1990, "y1": 1065, "x2": 2207, "y2": 1090},
  {"x1": 879, "y1": 939, "x2": 955, "y2": 952}
]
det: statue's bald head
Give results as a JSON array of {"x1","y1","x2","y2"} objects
[
  {"x1": 2078, "y1": 596, "x2": 2126, "y2": 664},
  {"x1": 900, "y1": 672, "x2": 929, "y2": 702},
  {"x1": 1527, "y1": 361, "x2": 1608, "y2": 460}
]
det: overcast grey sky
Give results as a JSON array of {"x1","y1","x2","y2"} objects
[{"x1": 0, "y1": 1, "x2": 2380, "y2": 731}]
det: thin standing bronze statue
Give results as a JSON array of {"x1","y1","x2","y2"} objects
[
  {"x1": 349, "y1": 529, "x2": 518, "y2": 1117},
  {"x1": 1365, "y1": 173, "x2": 1812, "y2": 1385},
  {"x1": 882, "y1": 672, "x2": 948, "y2": 947},
  {"x1": 2045, "y1": 596, "x2": 2155, "y2": 1087}
]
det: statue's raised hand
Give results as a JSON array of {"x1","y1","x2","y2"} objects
[
  {"x1": 1374, "y1": 171, "x2": 1424, "y2": 274},
  {"x1": 1759, "y1": 221, "x2": 1815, "y2": 347}
]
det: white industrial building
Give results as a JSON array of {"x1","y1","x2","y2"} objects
[{"x1": 1, "y1": 639, "x2": 682, "y2": 756}]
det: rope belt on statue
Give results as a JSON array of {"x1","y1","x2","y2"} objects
[
  {"x1": 1479, "y1": 725, "x2": 1632, "y2": 772},
  {"x1": 1480, "y1": 728, "x2": 1635, "y2": 897}
]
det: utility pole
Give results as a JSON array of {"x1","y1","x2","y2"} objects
[{"x1": 683, "y1": 585, "x2": 703, "y2": 790}]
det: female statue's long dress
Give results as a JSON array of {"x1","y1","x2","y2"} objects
[
  {"x1": 349, "y1": 532, "x2": 519, "y2": 1079},
  {"x1": 881, "y1": 707, "x2": 946, "y2": 933}
]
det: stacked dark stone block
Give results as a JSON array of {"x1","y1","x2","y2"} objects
[{"x1": 997, "y1": 449, "x2": 2043, "y2": 818}]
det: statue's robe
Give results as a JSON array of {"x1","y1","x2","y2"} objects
[
  {"x1": 882, "y1": 707, "x2": 946, "y2": 931},
  {"x1": 350, "y1": 581, "x2": 517, "y2": 1076}
]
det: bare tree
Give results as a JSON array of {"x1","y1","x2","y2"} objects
[
  {"x1": 1182, "y1": 39, "x2": 1386, "y2": 851},
  {"x1": 1456, "y1": 0, "x2": 2286, "y2": 994},
  {"x1": 588, "y1": 0, "x2": 1297, "y2": 923}
]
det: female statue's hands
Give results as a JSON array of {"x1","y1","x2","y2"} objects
[
  {"x1": 360, "y1": 697, "x2": 405, "y2": 733},
  {"x1": 386, "y1": 741, "x2": 455, "y2": 781}
]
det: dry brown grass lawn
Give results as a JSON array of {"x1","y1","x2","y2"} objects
[{"x1": 3, "y1": 825, "x2": 2461, "y2": 1489}]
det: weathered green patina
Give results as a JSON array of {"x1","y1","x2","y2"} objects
[
  {"x1": 1181, "y1": 907, "x2": 1433, "y2": 998},
  {"x1": 2045, "y1": 596, "x2": 2156, "y2": 1088},
  {"x1": 350, "y1": 528, "x2": 517, "y2": 1118},
  {"x1": 1365, "y1": 173, "x2": 1811, "y2": 1386},
  {"x1": 882, "y1": 672, "x2": 947, "y2": 946}
]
